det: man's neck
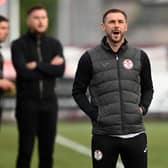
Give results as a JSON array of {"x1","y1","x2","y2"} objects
[{"x1": 107, "y1": 38, "x2": 124, "y2": 52}]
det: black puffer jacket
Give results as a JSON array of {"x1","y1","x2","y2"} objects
[
  {"x1": 72, "y1": 37, "x2": 154, "y2": 135},
  {"x1": 89, "y1": 44, "x2": 143, "y2": 135}
]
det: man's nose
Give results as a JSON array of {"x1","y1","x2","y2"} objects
[{"x1": 114, "y1": 22, "x2": 120, "y2": 27}]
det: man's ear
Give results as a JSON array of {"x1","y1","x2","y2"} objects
[
  {"x1": 26, "y1": 16, "x2": 31, "y2": 27},
  {"x1": 125, "y1": 22, "x2": 128, "y2": 32},
  {"x1": 101, "y1": 22, "x2": 105, "y2": 32}
]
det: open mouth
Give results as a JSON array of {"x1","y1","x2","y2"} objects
[{"x1": 112, "y1": 31, "x2": 120, "y2": 35}]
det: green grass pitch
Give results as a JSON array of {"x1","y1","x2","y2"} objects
[{"x1": 0, "y1": 120, "x2": 168, "y2": 168}]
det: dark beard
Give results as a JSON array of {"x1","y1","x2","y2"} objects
[{"x1": 107, "y1": 33, "x2": 124, "y2": 44}]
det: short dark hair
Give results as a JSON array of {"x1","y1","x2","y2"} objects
[
  {"x1": 27, "y1": 4, "x2": 47, "y2": 16},
  {"x1": 102, "y1": 9, "x2": 127, "y2": 23},
  {"x1": 0, "y1": 15, "x2": 8, "y2": 23}
]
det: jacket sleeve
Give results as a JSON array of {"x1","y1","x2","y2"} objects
[
  {"x1": 37, "y1": 40, "x2": 65, "y2": 78},
  {"x1": 140, "y1": 50, "x2": 154, "y2": 115},
  {"x1": 11, "y1": 40, "x2": 44, "y2": 80},
  {"x1": 72, "y1": 52, "x2": 98, "y2": 121}
]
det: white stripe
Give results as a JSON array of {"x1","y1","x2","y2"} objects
[
  {"x1": 56, "y1": 135, "x2": 124, "y2": 168},
  {"x1": 117, "y1": 159, "x2": 124, "y2": 168},
  {"x1": 56, "y1": 135, "x2": 91, "y2": 156}
]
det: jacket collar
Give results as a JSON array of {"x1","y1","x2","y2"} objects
[
  {"x1": 101, "y1": 36, "x2": 128, "y2": 54},
  {"x1": 26, "y1": 30, "x2": 46, "y2": 41}
]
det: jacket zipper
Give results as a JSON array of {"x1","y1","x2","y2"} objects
[
  {"x1": 115, "y1": 55, "x2": 124, "y2": 132},
  {"x1": 37, "y1": 38, "x2": 43, "y2": 98}
]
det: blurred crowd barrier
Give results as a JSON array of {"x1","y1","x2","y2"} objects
[{"x1": 2, "y1": 45, "x2": 168, "y2": 121}]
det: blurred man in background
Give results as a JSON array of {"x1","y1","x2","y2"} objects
[
  {"x1": 0, "y1": 15, "x2": 15, "y2": 128},
  {"x1": 73, "y1": 8, "x2": 153, "y2": 168},
  {"x1": 11, "y1": 5, "x2": 65, "y2": 168}
]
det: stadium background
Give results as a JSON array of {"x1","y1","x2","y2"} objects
[{"x1": 0, "y1": 0, "x2": 168, "y2": 168}]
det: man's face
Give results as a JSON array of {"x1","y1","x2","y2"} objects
[
  {"x1": 0, "y1": 21, "x2": 9, "y2": 42},
  {"x1": 101, "y1": 12, "x2": 127, "y2": 44},
  {"x1": 27, "y1": 9, "x2": 48, "y2": 33}
]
